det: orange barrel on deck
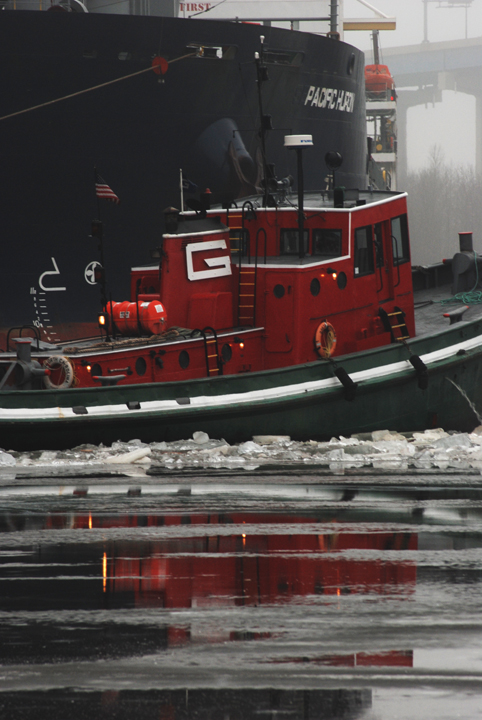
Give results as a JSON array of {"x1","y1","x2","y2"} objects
[
  {"x1": 111, "y1": 301, "x2": 168, "y2": 336},
  {"x1": 138, "y1": 300, "x2": 168, "y2": 334},
  {"x1": 110, "y1": 301, "x2": 131, "y2": 334}
]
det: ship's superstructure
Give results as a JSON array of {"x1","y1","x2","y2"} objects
[{"x1": 365, "y1": 30, "x2": 397, "y2": 190}]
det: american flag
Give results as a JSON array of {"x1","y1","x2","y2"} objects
[
  {"x1": 95, "y1": 172, "x2": 120, "y2": 204},
  {"x1": 182, "y1": 176, "x2": 198, "y2": 194}
]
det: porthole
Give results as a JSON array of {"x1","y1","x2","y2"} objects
[
  {"x1": 274, "y1": 284, "x2": 285, "y2": 298},
  {"x1": 135, "y1": 357, "x2": 147, "y2": 376},
  {"x1": 347, "y1": 52, "x2": 356, "y2": 76},
  {"x1": 179, "y1": 350, "x2": 190, "y2": 369},
  {"x1": 337, "y1": 272, "x2": 347, "y2": 290},
  {"x1": 222, "y1": 343, "x2": 232, "y2": 363},
  {"x1": 91, "y1": 363, "x2": 102, "y2": 376},
  {"x1": 310, "y1": 278, "x2": 321, "y2": 296}
]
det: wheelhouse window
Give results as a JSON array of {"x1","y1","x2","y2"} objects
[
  {"x1": 312, "y1": 229, "x2": 342, "y2": 259},
  {"x1": 354, "y1": 225, "x2": 374, "y2": 276},
  {"x1": 391, "y1": 214, "x2": 410, "y2": 265},
  {"x1": 280, "y1": 229, "x2": 309, "y2": 256}
]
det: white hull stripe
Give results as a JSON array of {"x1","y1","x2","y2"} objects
[{"x1": 2, "y1": 332, "x2": 482, "y2": 422}]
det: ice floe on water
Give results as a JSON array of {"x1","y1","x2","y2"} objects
[{"x1": 3, "y1": 427, "x2": 482, "y2": 478}]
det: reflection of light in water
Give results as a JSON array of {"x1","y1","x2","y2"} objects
[{"x1": 103, "y1": 552, "x2": 107, "y2": 592}]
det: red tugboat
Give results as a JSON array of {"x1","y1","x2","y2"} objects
[
  {"x1": 1, "y1": 135, "x2": 482, "y2": 450},
  {"x1": 42, "y1": 150, "x2": 414, "y2": 390}
]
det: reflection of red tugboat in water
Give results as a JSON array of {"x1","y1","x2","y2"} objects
[{"x1": 53, "y1": 510, "x2": 416, "y2": 668}]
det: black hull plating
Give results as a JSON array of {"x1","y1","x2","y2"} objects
[{"x1": 0, "y1": 12, "x2": 366, "y2": 341}]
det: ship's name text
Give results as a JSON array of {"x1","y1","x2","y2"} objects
[{"x1": 304, "y1": 86, "x2": 355, "y2": 113}]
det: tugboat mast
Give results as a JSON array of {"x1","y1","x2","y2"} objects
[{"x1": 254, "y1": 37, "x2": 271, "y2": 206}]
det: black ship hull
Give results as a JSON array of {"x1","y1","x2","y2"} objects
[{"x1": 0, "y1": 12, "x2": 366, "y2": 342}]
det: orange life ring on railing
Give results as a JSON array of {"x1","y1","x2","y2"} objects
[{"x1": 315, "y1": 321, "x2": 337, "y2": 358}]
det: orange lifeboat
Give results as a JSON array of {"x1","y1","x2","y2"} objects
[
  {"x1": 365, "y1": 64, "x2": 396, "y2": 99},
  {"x1": 111, "y1": 300, "x2": 167, "y2": 336}
]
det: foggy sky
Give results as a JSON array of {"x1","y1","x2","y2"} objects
[{"x1": 346, "y1": 0, "x2": 481, "y2": 171}]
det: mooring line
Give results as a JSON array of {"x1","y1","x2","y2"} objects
[
  {"x1": 446, "y1": 377, "x2": 482, "y2": 424},
  {"x1": 0, "y1": 52, "x2": 196, "y2": 123}
]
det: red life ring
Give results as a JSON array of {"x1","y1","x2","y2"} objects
[{"x1": 315, "y1": 321, "x2": 337, "y2": 358}]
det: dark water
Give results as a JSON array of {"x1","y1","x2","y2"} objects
[{"x1": 1, "y1": 479, "x2": 482, "y2": 719}]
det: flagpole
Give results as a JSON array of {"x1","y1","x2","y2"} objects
[
  {"x1": 94, "y1": 166, "x2": 106, "y2": 287},
  {"x1": 180, "y1": 168, "x2": 184, "y2": 213},
  {"x1": 94, "y1": 166, "x2": 101, "y2": 222},
  {"x1": 93, "y1": 166, "x2": 110, "y2": 340}
]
